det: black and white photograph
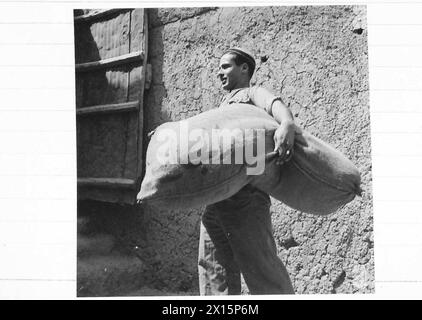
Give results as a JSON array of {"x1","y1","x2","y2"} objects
[{"x1": 74, "y1": 6, "x2": 373, "y2": 297}]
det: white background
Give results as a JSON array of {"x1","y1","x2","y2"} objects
[{"x1": 0, "y1": 0, "x2": 421, "y2": 299}]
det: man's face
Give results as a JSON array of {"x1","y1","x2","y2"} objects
[{"x1": 217, "y1": 53, "x2": 244, "y2": 91}]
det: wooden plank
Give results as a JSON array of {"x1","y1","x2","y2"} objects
[
  {"x1": 76, "y1": 101, "x2": 139, "y2": 116},
  {"x1": 121, "y1": 9, "x2": 147, "y2": 183},
  {"x1": 135, "y1": 9, "x2": 148, "y2": 183},
  {"x1": 75, "y1": 73, "x2": 84, "y2": 108},
  {"x1": 74, "y1": 11, "x2": 131, "y2": 64},
  {"x1": 74, "y1": 9, "x2": 131, "y2": 24},
  {"x1": 77, "y1": 113, "x2": 134, "y2": 178},
  {"x1": 123, "y1": 112, "x2": 138, "y2": 180},
  {"x1": 73, "y1": 23, "x2": 97, "y2": 65},
  {"x1": 75, "y1": 51, "x2": 144, "y2": 73},
  {"x1": 78, "y1": 69, "x2": 129, "y2": 107},
  {"x1": 128, "y1": 66, "x2": 144, "y2": 101},
  {"x1": 77, "y1": 187, "x2": 137, "y2": 205},
  {"x1": 77, "y1": 178, "x2": 136, "y2": 189},
  {"x1": 92, "y1": 11, "x2": 130, "y2": 61},
  {"x1": 130, "y1": 8, "x2": 145, "y2": 53}
]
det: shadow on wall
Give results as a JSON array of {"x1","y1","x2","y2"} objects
[{"x1": 74, "y1": 9, "x2": 108, "y2": 107}]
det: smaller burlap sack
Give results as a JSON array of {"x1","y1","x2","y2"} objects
[{"x1": 252, "y1": 125, "x2": 362, "y2": 215}]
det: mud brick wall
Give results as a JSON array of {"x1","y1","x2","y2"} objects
[{"x1": 140, "y1": 5, "x2": 373, "y2": 295}]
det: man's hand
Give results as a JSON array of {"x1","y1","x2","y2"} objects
[{"x1": 273, "y1": 120, "x2": 295, "y2": 165}]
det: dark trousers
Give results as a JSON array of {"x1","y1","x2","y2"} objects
[{"x1": 198, "y1": 185, "x2": 294, "y2": 295}]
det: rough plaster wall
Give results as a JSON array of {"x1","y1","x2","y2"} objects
[{"x1": 143, "y1": 5, "x2": 373, "y2": 294}]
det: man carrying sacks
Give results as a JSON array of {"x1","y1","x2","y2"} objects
[
  {"x1": 138, "y1": 46, "x2": 361, "y2": 294},
  {"x1": 198, "y1": 47, "x2": 296, "y2": 295}
]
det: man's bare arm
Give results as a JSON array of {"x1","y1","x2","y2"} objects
[
  {"x1": 271, "y1": 100, "x2": 295, "y2": 163},
  {"x1": 250, "y1": 86, "x2": 295, "y2": 163},
  {"x1": 271, "y1": 99, "x2": 294, "y2": 124}
]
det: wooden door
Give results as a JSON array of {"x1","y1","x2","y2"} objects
[{"x1": 74, "y1": 9, "x2": 148, "y2": 204}]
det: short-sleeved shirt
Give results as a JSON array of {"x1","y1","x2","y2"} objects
[
  {"x1": 219, "y1": 86, "x2": 282, "y2": 116},
  {"x1": 208, "y1": 85, "x2": 279, "y2": 209}
]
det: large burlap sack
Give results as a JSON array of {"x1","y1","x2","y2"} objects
[
  {"x1": 252, "y1": 126, "x2": 362, "y2": 215},
  {"x1": 137, "y1": 103, "x2": 361, "y2": 214},
  {"x1": 137, "y1": 104, "x2": 275, "y2": 209}
]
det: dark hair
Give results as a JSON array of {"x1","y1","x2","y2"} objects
[
  {"x1": 223, "y1": 48, "x2": 256, "y2": 79},
  {"x1": 232, "y1": 53, "x2": 255, "y2": 79}
]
